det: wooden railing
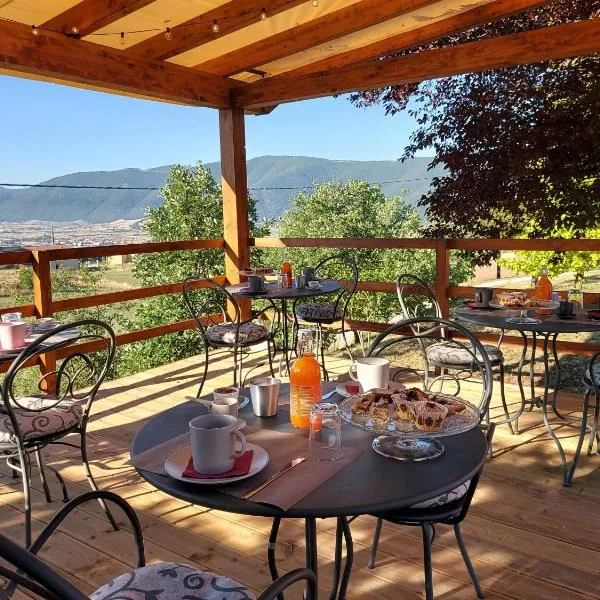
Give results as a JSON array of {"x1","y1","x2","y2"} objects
[
  {"x1": 1, "y1": 236, "x2": 600, "y2": 379},
  {"x1": 0, "y1": 239, "x2": 225, "y2": 377}
]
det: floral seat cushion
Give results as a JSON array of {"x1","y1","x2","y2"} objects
[
  {"x1": 206, "y1": 322, "x2": 269, "y2": 345},
  {"x1": 0, "y1": 401, "x2": 82, "y2": 444},
  {"x1": 410, "y1": 480, "x2": 470, "y2": 509},
  {"x1": 426, "y1": 341, "x2": 503, "y2": 366},
  {"x1": 91, "y1": 562, "x2": 255, "y2": 600},
  {"x1": 295, "y1": 303, "x2": 343, "y2": 323}
]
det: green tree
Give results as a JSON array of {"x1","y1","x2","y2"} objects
[
  {"x1": 266, "y1": 180, "x2": 472, "y2": 324},
  {"x1": 499, "y1": 225, "x2": 600, "y2": 285},
  {"x1": 120, "y1": 163, "x2": 270, "y2": 373}
]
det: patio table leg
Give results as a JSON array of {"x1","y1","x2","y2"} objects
[
  {"x1": 305, "y1": 518, "x2": 318, "y2": 600},
  {"x1": 337, "y1": 517, "x2": 353, "y2": 600}
]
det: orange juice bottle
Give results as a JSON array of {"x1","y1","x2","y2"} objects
[
  {"x1": 534, "y1": 266, "x2": 553, "y2": 314},
  {"x1": 281, "y1": 260, "x2": 293, "y2": 288},
  {"x1": 290, "y1": 329, "x2": 322, "y2": 428}
]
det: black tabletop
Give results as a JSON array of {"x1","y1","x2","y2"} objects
[
  {"x1": 131, "y1": 389, "x2": 487, "y2": 519},
  {"x1": 226, "y1": 279, "x2": 341, "y2": 301},
  {"x1": 455, "y1": 305, "x2": 600, "y2": 334}
]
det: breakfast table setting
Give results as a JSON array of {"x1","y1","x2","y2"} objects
[
  {"x1": 455, "y1": 287, "x2": 600, "y2": 485},
  {"x1": 130, "y1": 361, "x2": 487, "y2": 599}
]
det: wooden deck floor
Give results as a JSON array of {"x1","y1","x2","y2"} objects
[{"x1": 2, "y1": 349, "x2": 600, "y2": 600}]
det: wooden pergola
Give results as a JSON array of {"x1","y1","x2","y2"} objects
[{"x1": 2, "y1": 0, "x2": 600, "y2": 292}]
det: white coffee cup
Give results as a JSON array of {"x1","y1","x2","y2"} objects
[
  {"x1": 349, "y1": 357, "x2": 390, "y2": 392},
  {"x1": 189, "y1": 414, "x2": 246, "y2": 474},
  {"x1": 213, "y1": 386, "x2": 240, "y2": 401},
  {"x1": 204, "y1": 396, "x2": 239, "y2": 418}
]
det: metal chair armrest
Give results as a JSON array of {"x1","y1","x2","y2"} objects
[
  {"x1": 256, "y1": 568, "x2": 317, "y2": 600},
  {"x1": 30, "y1": 491, "x2": 145, "y2": 568}
]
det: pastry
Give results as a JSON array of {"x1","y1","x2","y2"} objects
[
  {"x1": 351, "y1": 396, "x2": 373, "y2": 414},
  {"x1": 392, "y1": 392, "x2": 414, "y2": 421},
  {"x1": 405, "y1": 387, "x2": 430, "y2": 403},
  {"x1": 370, "y1": 398, "x2": 390, "y2": 422},
  {"x1": 431, "y1": 396, "x2": 465, "y2": 416},
  {"x1": 411, "y1": 401, "x2": 448, "y2": 432}
]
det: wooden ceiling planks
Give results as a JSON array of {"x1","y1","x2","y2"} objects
[
  {"x1": 193, "y1": 0, "x2": 443, "y2": 76},
  {"x1": 0, "y1": 19, "x2": 232, "y2": 107},
  {"x1": 126, "y1": 0, "x2": 309, "y2": 61},
  {"x1": 42, "y1": 0, "x2": 156, "y2": 36},
  {"x1": 281, "y1": 0, "x2": 551, "y2": 77},
  {"x1": 232, "y1": 17, "x2": 600, "y2": 108}
]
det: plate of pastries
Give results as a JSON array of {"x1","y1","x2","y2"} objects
[
  {"x1": 239, "y1": 267, "x2": 276, "y2": 276},
  {"x1": 340, "y1": 386, "x2": 480, "y2": 438},
  {"x1": 490, "y1": 291, "x2": 557, "y2": 309}
]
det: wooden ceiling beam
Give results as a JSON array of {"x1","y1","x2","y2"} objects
[
  {"x1": 194, "y1": 0, "x2": 442, "y2": 76},
  {"x1": 233, "y1": 17, "x2": 600, "y2": 108},
  {"x1": 42, "y1": 0, "x2": 156, "y2": 37},
  {"x1": 289, "y1": 0, "x2": 551, "y2": 77},
  {"x1": 127, "y1": 0, "x2": 308, "y2": 62},
  {"x1": 0, "y1": 19, "x2": 232, "y2": 108}
]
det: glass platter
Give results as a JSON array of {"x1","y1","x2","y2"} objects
[{"x1": 339, "y1": 394, "x2": 480, "y2": 439}]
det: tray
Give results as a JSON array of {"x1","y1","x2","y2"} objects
[{"x1": 340, "y1": 394, "x2": 480, "y2": 439}]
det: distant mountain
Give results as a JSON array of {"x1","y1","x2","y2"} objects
[{"x1": 0, "y1": 156, "x2": 441, "y2": 223}]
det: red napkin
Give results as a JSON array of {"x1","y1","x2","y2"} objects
[{"x1": 182, "y1": 450, "x2": 254, "y2": 479}]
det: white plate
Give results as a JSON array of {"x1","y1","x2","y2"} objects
[
  {"x1": 164, "y1": 442, "x2": 269, "y2": 485},
  {"x1": 186, "y1": 394, "x2": 250, "y2": 410},
  {"x1": 335, "y1": 381, "x2": 406, "y2": 398}
]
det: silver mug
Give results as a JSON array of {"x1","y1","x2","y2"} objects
[{"x1": 474, "y1": 287, "x2": 493, "y2": 307}]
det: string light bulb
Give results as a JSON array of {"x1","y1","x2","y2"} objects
[
  {"x1": 31, "y1": 25, "x2": 39, "y2": 36},
  {"x1": 120, "y1": 31, "x2": 125, "y2": 45},
  {"x1": 260, "y1": 8, "x2": 268, "y2": 20},
  {"x1": 164, "y1": 26, "x2": 172, "y2": 40},
  {"x1": 71, "y1": 26, "x2": 79, "y2": 35},
  {"x1": 312, "y1": 0, "x2": 319, "y2": 6},
  {"x1": 211, "y1": 19, "x2": 220, "y2": 33}
]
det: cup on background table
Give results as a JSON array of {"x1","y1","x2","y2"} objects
[
  {"x1": 294, "y1": 274, "x2": 305, "y2": 289},
  {"x1": 302, "y1": 267, "x2": 315, "y2": 282},
  {"x1": 189, "y1": 414, "x2": 246, "y2": 474},
  {"x1": 349, "y1": 357, "x2": 389, "y2": 392},
  {"x1": 196, "y1": 396, "x2": 239, "y2": 418},
  {"x1": 309, "y1": 402, "x2": 343, "y2": 461},
  {"x1": 1, "y1": 312, "x2": 22, "y2": 323},
  {"x1": 0, "y1": 321, "x2": 26, "y2": 350},
  {"x1": 558, "y1": 300, "x2": 575, "y2": 318},
  {"x1": 247, "y1": 275, "x2": 264, "y2": 293},
  {"x1": 213, "y1": 386, "x2": 240, "y2": 402},
  {"x1": 474, "y1": 287, "x2": 493, "y2": 308},
  {"x1": 249, "y1": 376, "x2": 280, "y2": 416}
]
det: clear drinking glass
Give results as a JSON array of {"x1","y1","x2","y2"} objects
[
  {"x1": 568, "y1": 288, "x2": 584, "y2": 312},
  {"x1": 309, "y1": 402, "x2": 343, "y2": 461}
]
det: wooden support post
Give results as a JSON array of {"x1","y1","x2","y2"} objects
[
  {"x1": 31, "y1": 250, "x2": 56, "y2": 392},
  {"x1": 435, "y1": 240, "x2": 450, "y2": 318},
  {"x1": 219, "y1": 107, "x2": 251, "y2": 320}
]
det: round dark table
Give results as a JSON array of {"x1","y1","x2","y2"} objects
[
  {"x1": 131, "y1": 386, "x2": 487, "y2": 598},
  {"x1": 227, "y1": 279, "x2": 342, "y2": 373},
  {"x1": 455, "y1": 304, "x2": 600, "y2": 485}
]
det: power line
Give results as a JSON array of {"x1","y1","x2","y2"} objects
[{"x1": 0, "y1": 177, "x2": 434, "y2": 193}]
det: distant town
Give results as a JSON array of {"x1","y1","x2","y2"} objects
[{"x1": 0, "y1": 220, "x2": 150, "y2": 250}]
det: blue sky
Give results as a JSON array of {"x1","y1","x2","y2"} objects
[{"x1": 1, "y1": 74, "x2": 421, "y2": 183}]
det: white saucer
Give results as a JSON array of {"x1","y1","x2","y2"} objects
[
  {"x1": 335, "y1": 381, "x2": 406, "y2": 398},
  {"x1": 164, "y1": 442, "x2": 269, "y2": 485}
]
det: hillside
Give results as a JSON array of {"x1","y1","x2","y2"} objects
[{"x1": 0, "y1": 156, "x2": 440, "y2": 223}]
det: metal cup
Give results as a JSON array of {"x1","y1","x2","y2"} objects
[
  {"x1": 249, "y1": 376, "x2": 281, "y2": 417},
  {"x1": 294, "y1": 274, "x2": 305, "y2": 289},
  {"x1": 247, "y1": 275, "x2": 264, "y2": 293},
  {"x1": 302, "y1": 267, "x2": 315, "y2": 282}
]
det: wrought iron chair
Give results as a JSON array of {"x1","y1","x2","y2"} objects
[
  {"x1": 567, "y1": 349, "x2": 600, "y2": 485},
  {"x1": 183, "y1": 275, "x2": 279, "y2": 397},
  {"x1": 396, "y1": 273, "x2": 516, "y2": 434},
  {"x1": 0, "y1": 490, "x2": 317, "y2": 600},
  {"x1": 363, "y1": 317, "x2": 495, "y2": 600},
  {"x1": 0, "y1": 319, "x2": 119, "y2": 547},
  {"x1": 293, "y1": 254, "x2": 359, "y2": 380}
]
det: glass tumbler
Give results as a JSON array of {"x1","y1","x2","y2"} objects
[
  {"x1": 309, "y1": 402, "x2": 343, "y2": 461},
  {"x1": 568, "y1": 288, "x2": 584, "y2": 312}
]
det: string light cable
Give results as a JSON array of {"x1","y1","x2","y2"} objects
[{"x1": 4, "y1": 1, "x2": 323, "y2": 41}]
